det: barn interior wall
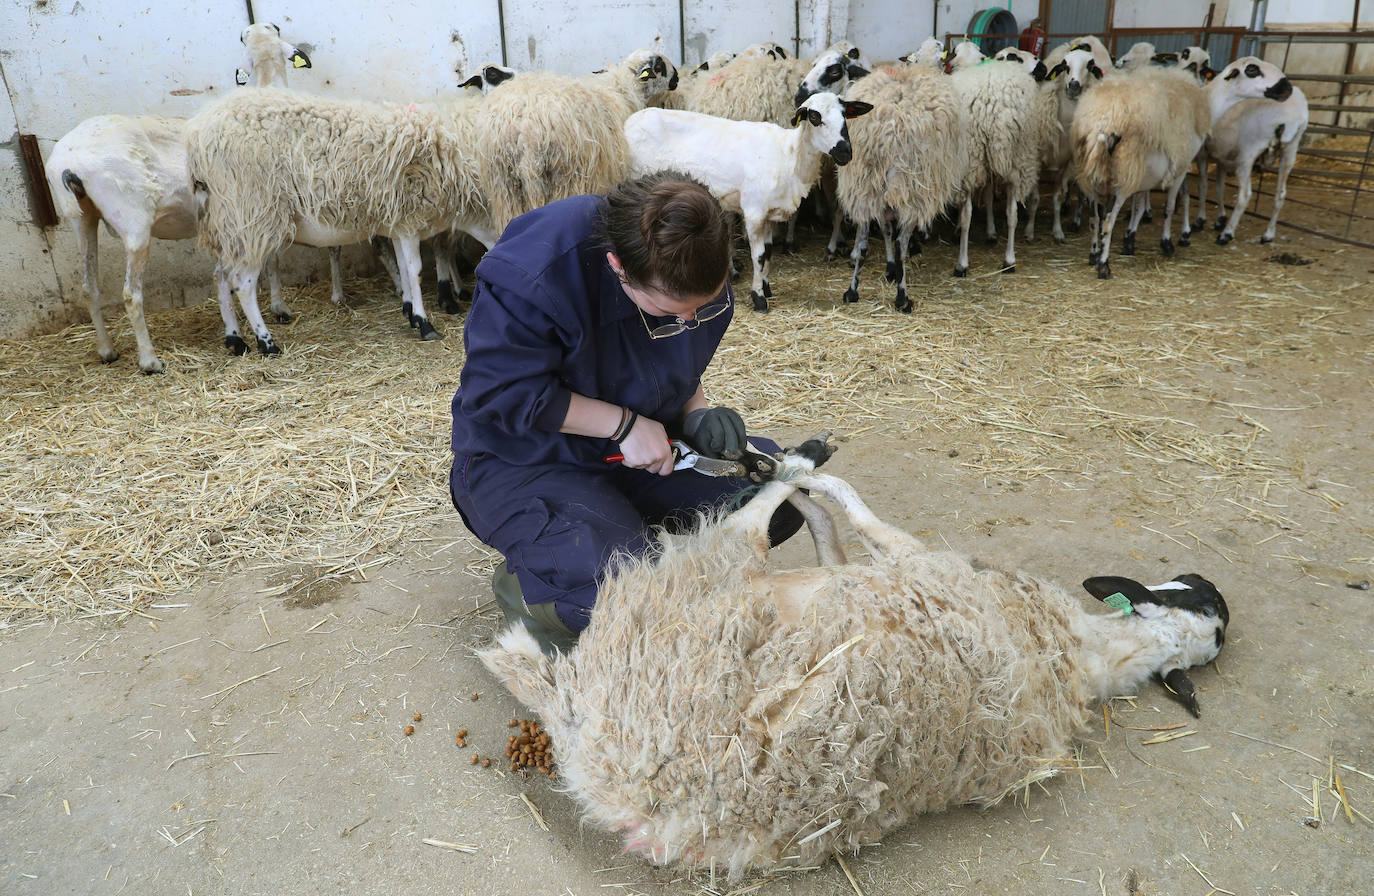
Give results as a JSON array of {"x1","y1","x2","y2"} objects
[{"x1": 0, "y1": 0, "x2": 1361, "y2": 341}]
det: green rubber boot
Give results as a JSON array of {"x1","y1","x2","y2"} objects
[{"x1": 491, "y1": 560, "x2": 580, "y2": 655}]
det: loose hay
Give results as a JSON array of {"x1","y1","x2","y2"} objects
[{"x1": 0, "y1": 227, "x2": 1359, "y2": 623}]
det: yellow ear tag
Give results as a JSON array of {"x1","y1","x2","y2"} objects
[{"x1": 292, "y1": 52, "x2": 309, "y2": 69}]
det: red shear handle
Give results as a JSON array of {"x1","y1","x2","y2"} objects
[{"x1": 602, "y1": 452, "x2": 626, "y2": 463}]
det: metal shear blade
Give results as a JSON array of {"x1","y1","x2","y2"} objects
[{"x1": 670, "y1": 440, "x2": 748, "y2": 477}]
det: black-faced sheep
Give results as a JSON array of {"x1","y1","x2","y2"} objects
[
  {"x1": 834, "y1": 63, "x2": 967, "y2": 312},
  {"x1": 480, "y1": 447, "x2": 1231, "y2": 881},
  {"x1": 1071, "y1": 58, "x2": 1294, "y2": 278}
]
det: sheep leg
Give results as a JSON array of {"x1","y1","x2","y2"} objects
[
  {"x1": 264, "y1": 253, "x2": 293, "y2": 322},
  {"x1": 1096, "y1": 192, "x2": 1128, "y2": 279},
  {"x1": 880, "y1": 218, "x2": 899, "y2": 284},
  {"x1": 373, "y1": 237, "x2": 404, "y2": 297},
  {"x1": 1178, "y1": 172, "x2": 1193, "y2": 247},
  {"x1": 1213, "y1": 165, "x2": 1229, "y2": 230},
  {"x1": 1023, "y1": 182, "x2": 1039, "y2": 242},
  {"x1": 982, "y1": 183, "x2": 997, "y2": 245},
  {"x1": 842, "y1": 221, "x2": 867, "y2": 304},
  {"x1": 214, "y1": 265, "x2": 248, "y2": 355},
  {"x1": 120, "y1": 239, "x2": 163, "y2": 373},
  {"x1": 75, "y1": 214, "x2": 116, "y2": 364},
  {"x1": 1218, "y1": 154, "x2": 1258, "y2": 245},
  {"x1": 230, "y1": 269, "x2": 280, "y2": 355},
  {"x1": 953, "y1": 196, "x2": 972, "y2": 277},
  {"x1": 1002, "y1": 190, "x2": 1019, "y2": 273},
  {"x1": 892, "y1": 220, "x2": 916, "y2": 313},
  {"x1": 785, "y1": 492, "x2": 846, "y2": 566},
  {"x1": 433, "y1": 232, "x2": 467, "y2": 314},
  {"x1": 1192, "y1": 150, "x2": 1210, "y2": 232},
  {"x1": 782, "y1": 215, "x2": 798, "y2": 255},
  {"x1": 394, "y1": 236, "x2": 442, "y2": 340},
  {"x1": 823, "y1": 177, "x2": 847, "y2": 261},
  {"x1": 718, "y1": 479, "x2": 801, "y2": 564},
  {"x1": 791, "y1": 471, "x2": 925, "y2": 560},
  {"x1": 745, "y1": 218, "x2": 771, "y2": 312},
  {"x1": 1051, "y1": 166, "x2": 1070, "y2": 244},
  {"x1": 1160, "y1": 177, "x2": 1183, "y2": 257},
  {"x1": 328, "y1": 246, "x2": 346, "y2": 306},
  {"x1": 1261, "y1": 140, "x2": 1299, "y2": 243},
  {"x1": 1121, "y1": 195, "x2": 1147, "y2": 256}
]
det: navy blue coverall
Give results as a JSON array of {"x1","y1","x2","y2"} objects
[{"x1": 449, "y1": 194, "x2": 801, "y2": 632}]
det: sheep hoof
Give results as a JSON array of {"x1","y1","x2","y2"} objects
[
  {"x1": 1097, "y1": 262, "x2": 1112, "y2": 279},
  {"x1": 842, "y1": 288, "x2": 859, "y2": 304},
  {"x1": 417, "y1": 318, "x2": 444, "y2": 340},
  {"x1": 1260, "y1": 234, "x2": 1274, "y2": 244},
  {"x1": 1087, "y1": 251, "x2": 1099, "y2": 265},
  {"x1": 1000, "y1": 264, "x2": 1015, "y2": 274},
  {"x1": 1216, "y1": 233, "x2": 1233, "y2": 246},
  {"x1": 438, "y1": 281, "x2": 460, "y2": 314},
  {"x1": 787, "y1": 434, "x2": 837, "y2": 468},
  {"x1": 1121, "y1": 236, "x2": 1136, "y2": 256},
  {"x1": 908, "y1": 239, "x2": 922, "y2": 255},
  {"x1": 271, "y1": 309, "x2": 293, "y2": 324},
  {"x1": 952, "y1": 266, "x2": 968, "y2": 278},
  {"x1": 1193, "y1": 216, "x2": 1206, "y2": 231},
  {"x1": 762, "y1": 280, "x2": 773, "y2": 299},
  {"x1": 98, "y1": 348, "x2": 119, "y2": 364},
  {"x1": 1214, "y1": 214, "x2": 1227, "y2": 230},
  {"x1": 884, "y1": 260, "x2": 901, "y2": 283},
  {"x1": 140, "y1": 358, "x2": 166, "y2": 375},
  {"x1": 750, "y1": 291, "x2": 769, "y2": 312},
  {"x1": 894, "y1": 291, "x2": 913, "y2": 313},
  {"x1": 823, "y1": 251, "x2": 837, "y2": 262},
  {"x1": 983, "y1": 235, "x2": 997, "y2": 246},
  {"x1": 256, "y1": 335, "x2": 280, "y2": 355},
  {"x1": 1160, "y1": 238, "x2": 1175, "y2": 257},
  {"x1": 1142, "y1": 210, "x2": 1153, "y2": 223},
  {"x1": 225, "y1": 334, "x2": 249, "y2": 355},
  {"x1": 1053, "y1": 234, "x2": 1066, "y2": 245},
  {"x1": 1178, "y1": 233, "x2": 1191, "y2": 247}
]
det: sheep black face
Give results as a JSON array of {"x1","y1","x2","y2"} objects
[
  {"x1": 1082, "y1": 574, "x2": 1230, "y2": 717},
  {"x1": 791, "y1": 96, "x2": 872, "y2": 166}
]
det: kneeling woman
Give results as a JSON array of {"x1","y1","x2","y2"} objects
[{"x1": 450, "y1": 171, "x2": 803, "y2": 651}]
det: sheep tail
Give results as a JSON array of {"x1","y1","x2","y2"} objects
[{"x1": 478, "y1": 624, "x2": 561, "y2": 713}]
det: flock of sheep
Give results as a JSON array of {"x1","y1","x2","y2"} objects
[{"x1": 45, "y1": 26, "x2": 1308, "y2": 372}]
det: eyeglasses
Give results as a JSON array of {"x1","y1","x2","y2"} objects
[{"x1": 635, "y1": 283, "x2": 734, "y2": 340}]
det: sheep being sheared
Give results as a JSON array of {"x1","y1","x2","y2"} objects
[{"x1": 480, "y1": 444, "x2": 1231, "y2": 881}]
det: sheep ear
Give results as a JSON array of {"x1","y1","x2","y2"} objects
[
  {"x1": 1082, "y1": 576, "x2": 1153, "y2": 614},
  {"x1": 1049, "y1": 61, "x2": 1067, "y2": 79},
  {"x1": 841, "y1": 100, "x2": 873, "y2": 119},
  {"x1": 1087, "y1": 61, "x2": 1104, "y2": 78},
  {"x1": 1161, "y1": 668, "x2": 1202, "y2": 717},
  {"x1": 1031, "y1": 61, "x2": 1048, "y2": 81},
  {"x1": 290, "y1": 49, "x2": 311, "y2": 69},
  {"x1": 460, "y1": 73, "x2": 483, "y2": 89},
  {"x1": 847, "y1": 47, "x2": 861, "y2": 59},
  {"x1": 638, "y1": 68, "x2": 652, "y2": 81},
  {"x1": 234, "y1": 67, "x2": 250, "y2": 86},
  {"x1": 1224, "y1": 66, "x2": 1240, "y2": 80},
  {"x1": 790, "y1": 109, "x2": 803, "y2": 126},
  {"x1": 846, "y1": 63, "x2": 870, "y2": 79},
  {"x1": 1203, "y1": 65, "x2": 1217, "y2": 81}
]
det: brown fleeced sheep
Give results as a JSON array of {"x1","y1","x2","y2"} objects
[{"x1": 480, "y1": 446, "x2": 1231, "y2": 881}]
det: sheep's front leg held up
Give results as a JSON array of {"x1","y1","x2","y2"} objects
[{"x1": 792, "y1": 471, "x2": 925, "y2": 560}]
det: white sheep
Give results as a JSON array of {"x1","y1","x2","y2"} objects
[
  {"x1": 946, "y1": 39, "x2": 987, "y2": 72},
  {"x1": 480, "y1": 445, "x2": 1231, "y2": 881},
  {"x1": 186, "y1": 87, "x2": 495, "y2": 350},
  {"x1": 42, "y1": 23, "x2": 315, "y2": 372},
  {"x1": 1195, "y1": 65, "x2": 1308, "y2": 245},
  {"x1": 474, "y1": 49, "x2": 679, "y2": 232},
  {"x1": 1071, "y1": 58, "x2": 1295, "y2": 278},
  {"x1": 1045, "y1": 35, "x2": 1113, "y2": 75},
  {"x1": 1178, "y1": 46, "x2": 1215, "y2": 81},
  {"x1": 625, "y1": 92, "x2": 872, "y2": 313},
  {"x1": 899, "y1": 38, "x2": 946, "y2": 70},
  {"x1": 1028, "y1": 46, "x2": 1109, "y2": 242},
  {"x1": 835, "y1": 63, "x2": 967, "y2": 311},
  {"x1": 1115, "y1": 41, "x2": 1157, "y2": 70},
  {"x1": 948, "y1": 56, "x2": 1045, "y2": 274}
]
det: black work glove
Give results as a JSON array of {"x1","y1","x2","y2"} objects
[{"x1": 681, "y1": 406, "x2": 747, "y2": 459}]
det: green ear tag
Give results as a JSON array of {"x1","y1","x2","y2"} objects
[{"x1": 1104, "y1": 592, "x2": 1133, "y2": 615}]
